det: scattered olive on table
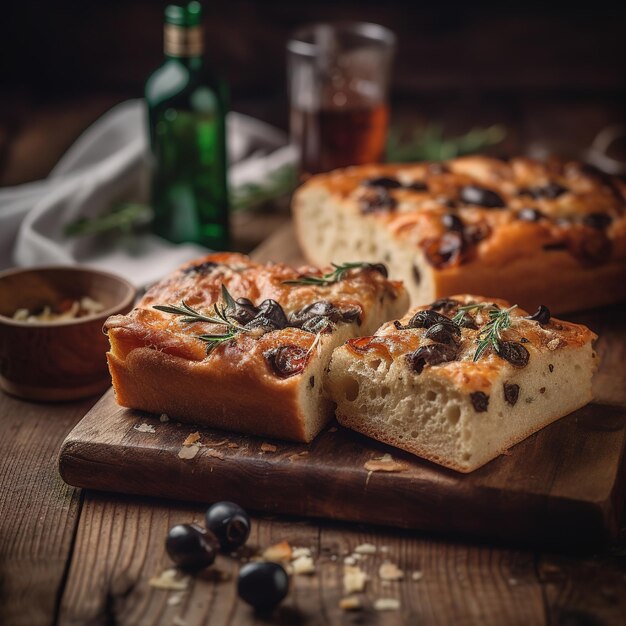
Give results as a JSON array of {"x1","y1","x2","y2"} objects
[
  {"x1": 205, "y1": 501, "x2": 251, "y2": 551},
  {"x1": 165, "y1": 523, "x2": 219, "y2": 570},
  {"x1": 237, "y1": 562, "x2": 290, "y2": 611},
  {"x1": 164, "y1": 501, "x2": 289, "y2": 610}
]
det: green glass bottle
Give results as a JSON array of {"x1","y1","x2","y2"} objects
[{"x1": 145, "y1": 1, "x2": 230, "y2": 249}]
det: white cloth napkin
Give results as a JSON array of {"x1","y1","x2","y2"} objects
[{"x1": 0, "y1": 100, "x2": 296, "y2": 287}]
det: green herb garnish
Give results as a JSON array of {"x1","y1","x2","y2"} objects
[
  {"x1": 386, "y1": 123, "x2": 506, "y2": 163},
  {"x1": 283, "y1": 262, "x2": 381, "y2": 287},
  {"x1": 153, "y1": 285, "x2": 246, "y2": 354},
  {"x1": 64, "y1": 202, "x2": 153, "y2": 237},
  {"x1": 466, "y1": 304, "x2": 518, "y2": 362}
]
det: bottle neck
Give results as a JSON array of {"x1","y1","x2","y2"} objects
[{"x1": 164, "y1": 24, "x2": 204, "y2": 58}]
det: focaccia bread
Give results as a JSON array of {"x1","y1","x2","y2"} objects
[
  {"x1": 327, "y1": 295, "x2": 597, "y2": 472},
  {"x1": 104, "y1": 253, "x2": 408, "y2": 442},
  {"x1": 293, "y1": 156, "x2": 626, "y2": 313}
]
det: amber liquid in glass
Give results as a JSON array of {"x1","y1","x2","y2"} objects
[{"x1": 291, "y1": 103, "x2": 389, "y2": 176}]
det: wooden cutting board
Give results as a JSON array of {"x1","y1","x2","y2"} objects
[{"x1": 59, "y1": 224, "x2": 626, "y2": 549}]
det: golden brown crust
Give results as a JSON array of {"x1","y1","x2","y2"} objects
[
  {"x1": 342, "y1": 295, "x2": 597, "y2": 394},
  {"x1": 293, "y1": 156, "x2": 626, "y2": 312},
  {"x1": 105, "y1": 252, "x2": 408, "y2": 441}
]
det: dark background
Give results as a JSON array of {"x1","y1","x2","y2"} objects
[{"x1": 1, "y1": 0, "x2": 624, "y2": 186}]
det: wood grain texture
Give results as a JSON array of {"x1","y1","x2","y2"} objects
[
  {"x1": 0, "y1": 393, "x2": 96, "y2": 626},
  {"x1": 59, "y1": 493, "x2": 555, "y2": 626}
]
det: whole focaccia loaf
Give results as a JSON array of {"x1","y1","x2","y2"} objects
[
  {"x1": 104, "y1": 253, "x2": 408, "y2": 442},
  {"x1": 327, "y1": 296, "x2": 597, "y2": 472},
  {"x1": 293, "y1": 156, "x2": 626, "y2": 313}
]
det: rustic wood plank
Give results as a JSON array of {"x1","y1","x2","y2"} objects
[
  {"x1": 0, "y1": 392, "x2": 96, "y2": 626},
  {"x1": 58, "y1": 385, "x2": 626, "y2": 549},
  {"x1": 59, "y1": 490, "x2": 554, "y2": 626},
  {"x1": 538, "y1": 552, "x2": 626, "y2": 626}
]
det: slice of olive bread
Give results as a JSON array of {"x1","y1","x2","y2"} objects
[
  {"x1": 105, "y1": 253, "x2": 409, "y2": 442},
  {"x1": 327, "y1": 295, "x2": 598, "y2": 472},
  {"x1": 292, "y1": 156, "x2": 626, "y2": 313}
]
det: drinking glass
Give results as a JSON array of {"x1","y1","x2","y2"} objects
[{"x1": 287, "y1": 22, "x2": 395, "y2": 177}]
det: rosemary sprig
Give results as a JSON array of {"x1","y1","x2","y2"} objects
[
  {"x1": 472, "y1": 305, "x2": 517, "y2": 362},
  {"x1": 283, "y1": 262, "x2": 376, "y2": 287},
  {"x1": 386, "y1": 123, "x2": 506, "y2": 163},
  {"x1": 153, "y1": 285, "x2": 246, "y2": 354},
  {"x1": 64, "y1": 202, "x2": 153, "y2": 237},
  {"x1": 451, "y1": 302, "x2": 491, "y2": 327}
]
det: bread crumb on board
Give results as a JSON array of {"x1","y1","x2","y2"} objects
[
  {"x1": 263, "y1": 541, "x2": 292, "y2": 562},
  {"x1": 182, "y1": 432, "x2": 201, "y2": 447},
  {"x1": 364, "y1": 453, "x2": 408, "y2": 473},
  {"x1": 149, "y1": 568, "x2": 190, "y2": 591},
  {"x1": 379, "y1": 562, "x2": 404, "y2": 581},
  {"x1": 374, "y1": 598, "x2": 401, "y2": 611},
  {"x1": 178, "y1": 444, "x2": 200, "y2": 460},
  {"x1": 260, "y1": 442, "x2": 278, "y2": 453},
  {"x1": 292, "y1": 554, "x2": 316, "y2": 575},
  {"x1": 412, "y1": 570, "x2": 424, "y2": 581},
  {"x1": 159, "y1": 413, "x2": 170, "y2": 422},
  {"x1": 344, "y1": 565, "x2": 368, "y2": 594},
  {"x1": 354, "y1": 543, "x2": 377, "y2": 555},
  {"x1": 134, "y1": 423, "x2": 156, "y2": 433},
  {"x1": 339, "y1": 596, "x2": 362, "y2": 611}
]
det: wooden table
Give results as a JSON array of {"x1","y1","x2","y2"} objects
[
  {"x1": 2, "y1": 90, "x2": 626, "y2": 625},
  {"x1": 1, "y1": 224, "x2": 625, "y2": 626}
]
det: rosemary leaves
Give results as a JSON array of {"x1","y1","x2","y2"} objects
[
  {"x1": 283, "y1": 262, "x2": 387, "y2": 287},
  {"x1": 153, "y1": 285, "x2": 248, "y2": 354}
]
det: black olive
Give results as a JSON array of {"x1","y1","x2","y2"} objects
[
  {"x1": 460, "y1": 185, "x2": 505, "y2": 208},
  {"x1": 463, "y1": 222, "x2": 491, "y2": 244},
  {"x1": 406, "y1": 344, "x2": 458, "y2": 374},
  {"x1": 495, "y1": 341, "x2": 530, "y2": 367},
  {"x1": 422, "y1": 231, "x2": 465, "y2": 268},
  {"x1": 503, "y1": 382, "x2": 520, "y2": 406},
  {"x1": 404, "y1": 180, "x2": 428, "y2": 191},
  {"x1": 526, "y1": 304, "x2": 551, "y2": 325},
  {"x1": 583, "y1": 213, "x2": 612, "y2": 230},
  {"x1": 412, "y1": 264, "x2": 421, "y2": 285},
  {"x1": 364, "y1": 262, "x2": 389, "y2": 278},
  {"x1": 541, "y1": 182, "x2": 568, "y2": 199},
  {"x1": 458, "y1": 317, "x2": 478, "y2": 330},
  {"x1": 264, "y1": 345, "x2": 309, "y2": 378},
  {"x1": 424, "y1": 322, "x2": 461, "y2": 345},
  {"x1": 470, "y1": 391, "x2": 489, "y2": 412},
  {"x1": 205, "y1": 501, "x2": 251, "y2": 552},
  {"x1": 290, "y1": 301, "x2": 336, "y2": 326},
  {"x1": 227, "y1": 297, "x2": 258, "y2": 325},
  {"x1": 543, "y1": 242, "x2": 568, "y2": 252},
  {"x1": 362, "y1": 176, "x2": 403, "y2": 189},
  {"x1": 519, "y1": 183, "x2": 568, "y2": 200},
  {"x1": 359, "y1": 188, "x2": 397, "y2": 213},
  {"x1": 407, "y1": 309, "x2": 453, "y2": 329},
  {"x1": 165, "y1": 523, "x2": 219, "y2": 571},
  {"x1": 290, "y1": 301, "x2": 361, "y2": 329},
  {"x1": 182, "y1": 261, "x2": 220, "y2": 274},
  {"x1": 518, "y1": 207, "x2": 545, "y2": 222},
  {"x1": 429, "y1": 298, "x2": 462, "y2": 313},
  {"x1": 442, "y1": 213, "x2": 464, "y2": 232},
  {"x1": 237, "y1": 562, "x2": 289, "y2": 611},
  {"x1": 247, "y1": 299, "x2": 288, "y2": 330},
  {"x1": 301, "y1": 315, "x2": 334, "y2": 334}
]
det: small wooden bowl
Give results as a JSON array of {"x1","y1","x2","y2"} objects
[{"x1": 0, "y1": 266, "x2": 135, "y2": 401}]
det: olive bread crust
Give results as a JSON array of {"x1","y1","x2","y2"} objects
[
  {"x1": 104, "y1": 252, "x2": 409, "y2": 442},
  {"x1": 293, "y1": 156, "x2": 626, "y2": 313},
  {"x1": 327, "y1": 295, "x2": 598, "y2": 472}
]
